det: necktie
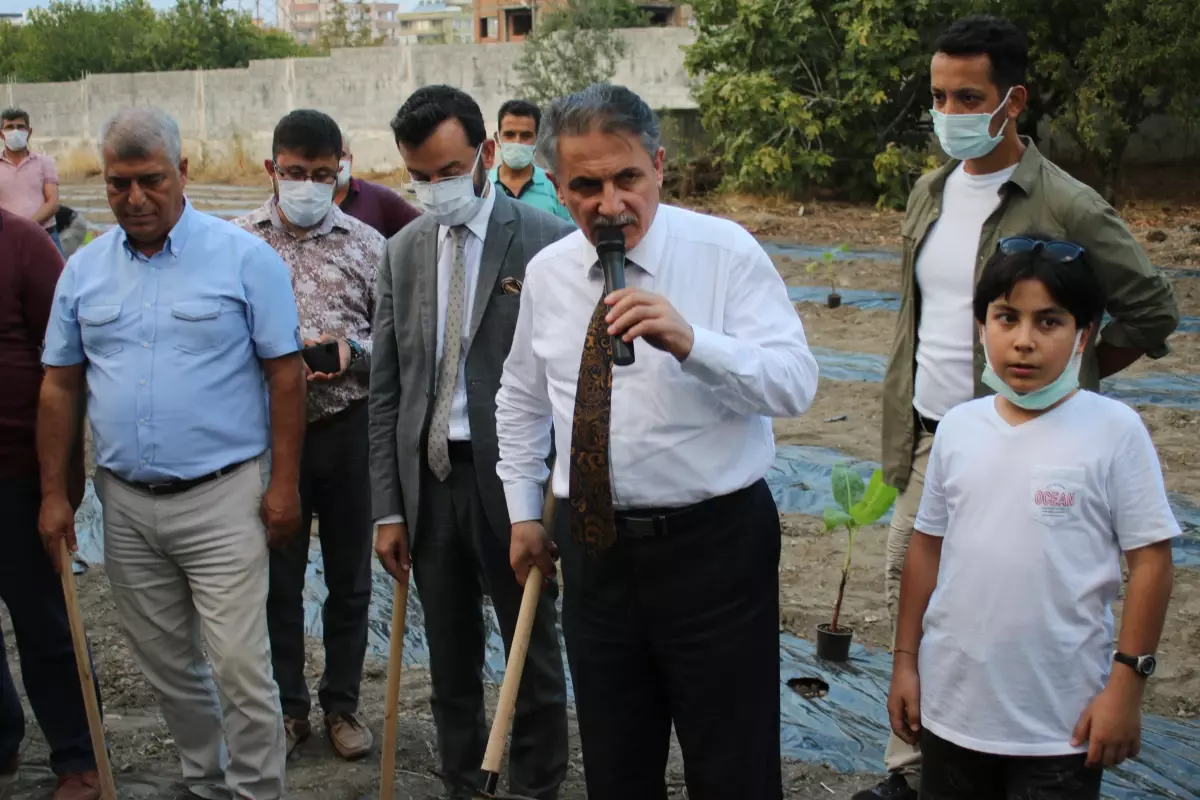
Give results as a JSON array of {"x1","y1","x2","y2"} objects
[
  {"x1": 427, "y1": 226, "x2": 469, "y2": 482},
  {"x1": 568, "y1": 291, "x2": 618, "y2": 554}
]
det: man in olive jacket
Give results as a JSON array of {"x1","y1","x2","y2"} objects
[{"x1": 863, "y1": 15, "x2": 1179, "y2": 800}]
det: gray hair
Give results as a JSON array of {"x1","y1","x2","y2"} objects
[
  {"x1": 341, "y1": 130, "x2": 352, "y2": 155},
  {"x1": 98, "y1": 106, "x2": 183, "y2": 167},
  {"x1": 535, "y1": 83, "x2": 661, "y2": 173}
]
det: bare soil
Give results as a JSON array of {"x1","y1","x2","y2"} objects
[{"x1": 5, "y1": 191, "x2": 1198, "y2": 798}]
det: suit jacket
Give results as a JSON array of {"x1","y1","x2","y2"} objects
[{"x1": 368, "y1": 190, "x2": 574, "y2": 544}]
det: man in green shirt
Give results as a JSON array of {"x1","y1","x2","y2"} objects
[
  {"x1": 489, "y1": 99, "x2": 574, "y2": 223},
  {"x1": 861, "y1": 14, "x2": 1179, "y2": 800}
]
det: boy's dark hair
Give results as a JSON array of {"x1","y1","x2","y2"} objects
[
  {"x1": 390, "y1": 85, "x2": 486, "y2": 150},
  {"x1": 935, "y1": 15, "x2": 1029, "y2": 93},
  {"x1": 498, "y1": 99, "x2": 541, "y2": 132},
  {"x1": 1, "y1": 108, "x2": 30, "y2": 127},
  {"x1": 272, "y1": 109, "x2": 342, "y2": 161},
  {"x1": 973, "y1": 237, "x2": 1106, "y2": 327}
]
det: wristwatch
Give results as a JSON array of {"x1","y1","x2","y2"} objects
[
  {"x1": 347, "y1": 339, "x2": 364, "y2": 364},
  {"x1": 1113, "y1": 650, "x2": 1157, "y2": 678}
]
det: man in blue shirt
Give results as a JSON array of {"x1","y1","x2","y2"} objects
[
  {"x1": 37, "y1": 106, "x2": 307, "y2": 800},
  {"x1": 488, "y1": 99, "x2": 574, "y2": 223}
]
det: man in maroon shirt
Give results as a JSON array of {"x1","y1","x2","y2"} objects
[
  {"x1": 0, "y1": 207, "x2": 100, "y2": 800},
  {"x1": 333, "y1": 133, "x2": 421, "y2": 239}
]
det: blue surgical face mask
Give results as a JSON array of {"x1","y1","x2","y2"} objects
[
  {"x1": 277, "y1": 179, "x2": 334, "y2": 228},
  {"x1": 931, "y1": 87, "x2": 1014, "y2": 161},
  {"x1": 982, "y1": 329, "x2": 1084, "y2": 410},
  {"x1": 499, "y1": 142, "x2": 536, "y2": 170},
  {"x1": 410, "y1": 146, "x2": 485, "y2": 227}
]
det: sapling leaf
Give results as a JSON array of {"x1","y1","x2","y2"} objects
[
  {"x1": 824, "y1": 506, "x2": 855, "y2": 531},
  {"x1": 849, "y1": 469, "x2": 899, "y2": 527},
  {"x1": 831, "y1": 464, "x2": 865, "y2": 513}
]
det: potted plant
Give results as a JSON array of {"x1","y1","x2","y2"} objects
[
  {"x1": 816, "y1": 464, "x2": 899, "y2": 662},
  {"x1": 805, "y1": 244, "x2": 849, "y2": 308}
]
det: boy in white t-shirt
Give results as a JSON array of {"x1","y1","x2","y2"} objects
[{"x1": 887, "y1": 236, "x2": 1179, "y2": 799}]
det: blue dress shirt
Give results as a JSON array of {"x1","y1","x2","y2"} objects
[{"x1": 43, "y1": 201, "x2": 303, "y2": 483}]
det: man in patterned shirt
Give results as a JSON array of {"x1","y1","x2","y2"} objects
[{"x1": 234, "y1": 109, "x2": 386, "y2": 762}]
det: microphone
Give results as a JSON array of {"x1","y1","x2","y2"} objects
[{"x1": 596, "y1": 226, "x2": 635, "y2": 367}]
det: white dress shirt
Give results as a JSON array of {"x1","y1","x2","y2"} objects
[
  {"x1": 495, "y1": 203, "x2": 820, "y2": 524},
  {"x1": 437, "y1": 184, "x2": 496, "y2": 440}
]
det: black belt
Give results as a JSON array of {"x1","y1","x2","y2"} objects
[
  {"x1": 114, "y1": 459, "x2": 251, "y2": 496},
  {"x1": 915, "y1": 410, "x2": 939, "y2": 435},
  {"x1": 448, "y1": 440, "x2": 474, "y2": 461},
  {"x1": 614, "y1": 479, "x2": 763, "y2": 539}
]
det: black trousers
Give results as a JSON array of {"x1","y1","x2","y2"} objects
[
  {"x1": 413, "y1": 444, "x2": 568, "y2": 800},
  {"x1": 0, "y1": 473, "x2": 99, "y2": 775},
  {"x1": 920, "y1": 729, "x2": 1103, "y2": 800},
  {"x1": 267, "y1": 401, "x2": 374, "y2": 719},
  {"x1": 556, "y1": 478, "x2": 783, "y2": 800}
]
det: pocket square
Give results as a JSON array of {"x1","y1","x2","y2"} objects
[{"x1": 500, "y1": 277, "x2": 523, "y2": 296}]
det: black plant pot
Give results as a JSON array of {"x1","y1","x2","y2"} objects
[
  {"x1": 816, "y1": 622, "x2": 853, "y2": 662},
  {"x1": 827, "y1": 292, "x2": 842, "y2": 309}
]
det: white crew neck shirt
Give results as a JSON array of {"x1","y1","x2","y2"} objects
[
  {"x1": 913, "y1": 162, "x2": 1017, "y2": 421},
  {"x1": 914, "y1": 391, "x2": 1180, "y2": 756}
]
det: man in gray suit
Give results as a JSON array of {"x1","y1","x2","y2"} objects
[{"x1": 368, "y1": 85, "x2": 571, "y2": 800}]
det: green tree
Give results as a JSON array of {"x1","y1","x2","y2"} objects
[
  {"x1": 12, "y1": 0, "x2": 164, "y2": 82},
  {"x1": 317, "y1": 0, "x2": 380, "y2": 50},
  {"x1": 0, "y1": 21, "x2": 22, "y2": 79},
  {"x1": 687, "y1": 0, "x2": 1200, "y2": 205},
  {"x1": 684, "y1": 0, "x2": 955, "y2": 203},
  {"x1": 161, "y1": 0, "x2": 301, "y2": 70},
  {"x1": 514, "y1": 0, "x2": 652, "y2": 107},
  {"x1": 995, "y1": 0, "x2": 1200, "y2": 202},
  {"x1": 1, "y1": 0, "x2": 305, "y2": 83}
]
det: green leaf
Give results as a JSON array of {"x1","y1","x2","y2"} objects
[
  {"x1": 824, "y1": 506, "x2": 855, "y2": 531},
  {"x1": 831, "y1": 464, "x2": 865, "y2": 514},
  {"x1": 849, "y1": 469, "x2": 899, "y2": 526}
]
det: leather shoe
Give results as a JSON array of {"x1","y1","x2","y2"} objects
[
  {"x1": 53, "y1": 770, "x2": 101, "y2": 800},
  {"x1": 851, "y1": 772, "x2": 918, "y2": 800},
  {"x1": 326, "y1": 711, "x2": 373, "y2": 760},
  {"x1": 284, "y1": 714, "x2": 312, "y2": 756}
]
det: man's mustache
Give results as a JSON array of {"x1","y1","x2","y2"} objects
[{"x1": 593, "y1": 214, "x2": 637, "y2": 230}]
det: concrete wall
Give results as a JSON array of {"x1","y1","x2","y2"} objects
[
  {"x1": 5, "y1": 24, "x2": 1195, "y2": 176},
  {"x1": 2, "y1": 27, "x2": 699, "y2": 174}
]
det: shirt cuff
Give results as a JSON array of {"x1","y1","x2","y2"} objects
[
  {"x1": 504, "y1": 480, "x2": 546, "y2": 524},
  {"x1": 679, "y1": 325, "x2": 739, "y2": 383},
  {"x1": 1100, "y1": 319, "x2": 1171, "y2": 360},
  {"x1": 375, "y1": 514, "x2": 404, "y2": 526}
]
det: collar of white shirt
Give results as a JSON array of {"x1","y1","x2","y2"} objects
[
  {"x1": 576, "y1": 203, "x2": 670, "y2": 276},
  {"x1": 437, "y1": 179, "x2": 497, "y2": 245}
]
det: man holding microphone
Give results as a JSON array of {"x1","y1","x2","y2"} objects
[{"x1": 496, "y1": 83, "x2": 820, "y2": 800}]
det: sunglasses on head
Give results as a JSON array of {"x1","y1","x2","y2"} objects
[{"x1": 997, "y1": 237, "x2": 1085, "y2": 263}]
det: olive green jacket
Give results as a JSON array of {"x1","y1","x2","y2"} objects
[{"x1": 880, "y1": 138, "x2": 1180, "y2": 492}]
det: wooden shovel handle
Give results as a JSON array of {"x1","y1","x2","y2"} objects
[
  {"x1": 481, "y1": 564, "x2": 542, "y2": 775},
  {"x1": 379, "y1": 572, "x2": 411, "y2": 799},
  {"x1": 58, "y1": 539, "x2": 118, "y2": 800},
  {"x1": 481, "y1": 471, "x2": 557, "y2": 775}
]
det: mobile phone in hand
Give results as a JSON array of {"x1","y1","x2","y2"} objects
[{"x1": 301, "y1": 341, "x2": 341, "y2": 374}]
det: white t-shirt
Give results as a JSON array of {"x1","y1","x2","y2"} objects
[
  {"x1": 914, "y1": 391, "x2": 1180, "y2": 756},
  {"x1": 912, "y1": 163, "x2": 1016, "y2": 420}
]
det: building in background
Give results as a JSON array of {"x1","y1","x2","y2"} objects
[
  {"x1": 395, "y1": 0, "x2": 473, "y2": 45},
  {"x1": 0, "y1": 11, "x2": 24, "y2": 25},
  {"x1": 276, "y1": 0, "x2": 401, "y2": 44},
  {"x1": 474, "y1": 0, "x2": 690, "y2": 43}
]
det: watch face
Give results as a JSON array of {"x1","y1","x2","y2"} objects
[{"x1": 1139, "y1": 655, "x2": 1157, "y2": 676}]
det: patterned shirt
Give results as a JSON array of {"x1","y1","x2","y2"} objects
[{"x1": 234, "y1": 200, "x2": 386, "y2": 422}]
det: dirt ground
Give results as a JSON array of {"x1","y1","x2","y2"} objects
[{"x1": 4, "y1": 192, "x2": 1198, "y2": 798}]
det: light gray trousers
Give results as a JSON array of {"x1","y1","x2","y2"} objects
[{"x1": 97, "y1": 459, "x2": 286, "y2": 800}]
